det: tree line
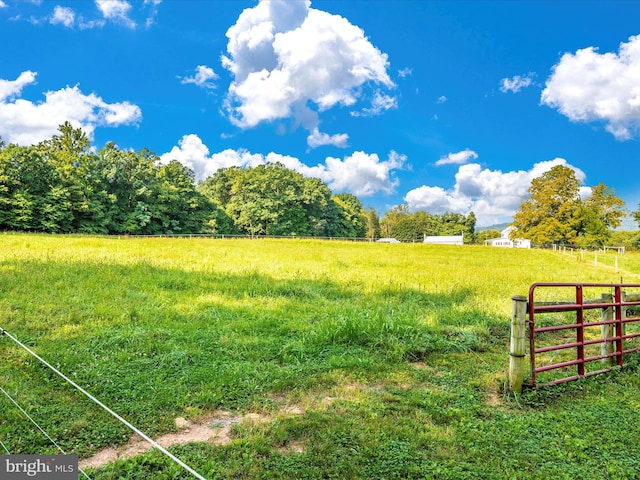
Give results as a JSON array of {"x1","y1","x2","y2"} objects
[
  {"x1": 379, "y1": 205, "x2": 476, "y2": 243},
  {"x1": 0, "y1": 123, "x2": 481, "y2": 240},
  {"x1": 2, "y1": 124, "x2": 635, "y2": 246},
  {"x1": 0, "y1": 123, "x2": 210, "y2": 235},
  {"x1": 0, "y1": 123, "x2": 373, "y2": 238}
]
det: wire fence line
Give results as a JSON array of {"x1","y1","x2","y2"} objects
[
  {"x1": 0, "y1": 328, "x2": 209, "y2": 480},
  {"x1": 0, "y1": 436, "x2": 11, "y2": 454},
  {"x1": 0, "y1": 385, "x2": 91, "y2": 479}
]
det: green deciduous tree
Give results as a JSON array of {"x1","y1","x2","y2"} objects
[
  {"x1": 330, "y1": 193, "x2": 367, "y2": 238},
  {"x1": 380, "y1": 204, "x2": 409, "y2": 238},
  {"x1": 514, "y1": 167, "x2": 625, "y2": 246},
  {"x1": 224, "y1": 163, "x2": 309, "y2": 236},
  {"x1": 364, "y1": 208, "x2": 381, "y2": 241},
  {"x1": 198, "y1": 163, "x2": 368, "y2": 238},
  {"x1": 154, "y1": 160, "x2": 213, "y2": 234},
  {"x1": 475, "y1": 229, "x2": 501, "y2": 244},
  {"x1": 0, "y1": 144, "x2": 71, "y2": 232},
  {"x1": 575, "y1": 183, "x2": 626, "y2": 246},
  {"x1": 512, "y1": 165, "x2": 582, "y2": 245},
  {"x1": 585, "y1": 183, "x2": 626, "y2": 230}
]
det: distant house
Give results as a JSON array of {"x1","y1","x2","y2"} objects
[
  {"x1": 485, "y1": 226, "x2": 531, "y2": 249},
  {"x1": 376, "y1": 238, "x2": 401, "y2": 244},
  {"x1": 423, "y1": 234, "x2": 464, "y2": 245}
]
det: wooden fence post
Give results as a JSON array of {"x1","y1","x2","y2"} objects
[
  {"x1": 621, "y1": 291, "x2": 627, "y2": 339},
  {"x1": 509, "y1": 295, "x2": 528, "y2": 393},
  {"x1": 601, "y1": 293, "x2": 615, "y2": 366}
]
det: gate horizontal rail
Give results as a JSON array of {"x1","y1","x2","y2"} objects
[{"x1": 527, "y1": 283, "x2": 640, "y2": 388}]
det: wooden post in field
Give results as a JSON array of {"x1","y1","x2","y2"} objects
[
  {"x1": 509, "y1": 295, "x2": 528, "y2": 393},
  {"x1": 594, "y1": 253, "x2": 598, "y2": 266},
  {"x1": 621, "y1": 291, "x2": 627, "y2": 339},
  {"x1": 601, "y1": 293, "x2": 615, "y2": 366}
]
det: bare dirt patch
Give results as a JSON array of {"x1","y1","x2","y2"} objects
[
  {"x1": 277, "y1": 439, "x2": 306, "y2": 455},
  {"x1": 80, "y1": 408, "x2": 297, "y2": 471},
  {"x1": 485, "y1": 391, "x2": 502, "y2": 407},
  {"x1": 80, "y1": 411, "x2": 243, "y2": 471},
  {"x1": 409, "y1": 361, "x2": 431, "y2": 370}
]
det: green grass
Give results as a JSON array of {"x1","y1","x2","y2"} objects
[{"x1": 1, "y1": 234, "x2": 640, "y2": 479}]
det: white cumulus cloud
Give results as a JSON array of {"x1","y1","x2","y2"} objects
[
  {"x1": 0, "y1": 71, "x2": 37, "y2": 101},
  {"x1": 160, "y1": 134, "x2": 405, "y2": 196},
  {"x1": 312, "y1": 150, "x2": 406, "y2": 196},
  {"x1": 221, "y1": 0, "x2": 395, "y2": 147},
  {"x1": 0, "y1": 71, "x2": 142, "y2": 145},
  {"x1": 405, "y1": 158, "x2": 586, "y2": 226},
  {"x1": 95, "y1": 0, "x2": 135, "y2": 28},
  {"x1": 435, "y1": 149, "x2": 478, "y2": 166},
  {"x1": 50, "y1": 5, "x2": 75, "y2": 27},
  {"x1": 179, "y1": 65, "x2": 219, "y2": 89},
  {"x1": 306, "y1": 128, "x2": 349, "y2": 148},
  {"x1": 541, "y1": 35, "x2": 640, "y2": 140},
  {"x1": 500, "y1": 74, "x2": 534, "y2": 93}
]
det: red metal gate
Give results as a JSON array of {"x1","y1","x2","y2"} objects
[{"x1": 528, "y1": 283, "x2": 640, "y2": 387}]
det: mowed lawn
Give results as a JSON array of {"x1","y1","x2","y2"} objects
[{"x1": 1, "y1": 234, "x2": 640, "y2": 479}]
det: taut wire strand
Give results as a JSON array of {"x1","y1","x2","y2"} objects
[
  {"x1": 0, "y1": 437, "x2": 11, "y2": 454},
  {"x1": 0, "y1": 386, "x2": 92, "y2": 479},
  {"x1": 0, "y1": 329, "x2": 208, "y2": 480}
]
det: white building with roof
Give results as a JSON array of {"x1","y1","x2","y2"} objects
[
  {"x1": 423, "y1": 234, "x2": 464, "y2": 245},
  {"x1": 485, "y1": 226, "x2": 530, "y2": 248},
  {"x1": 376, "y1": 237, "x2": 401, "y2": 243}
]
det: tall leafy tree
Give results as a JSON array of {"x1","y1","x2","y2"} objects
[
  {"x1": 439, "y1": 211, "x2": 476, "y2": 242},
  {"x1": 514, "y1": 165, "x2": 625, "y2": 246},
  {"x1": 0, "y1": 144, "x2": 71, "y2": 232},
  {"x1": 224, "y1": 163, "x2": 309, "y2": 236},
  {"x1": 585, "y1": 183, "x2": 626, "y2": 229},
  {"x1": 576, "y1": 183, "x2": 626, "y2": 246},
  {"x1": 475, "y1": 229, "x2": 501, "y2": 244},
  {"x1": 37, "y1": 122, "x2": 94, "y2": 232},
  {"x1": 199, "y1": 163, "x2": 368, "y2": 237},
  {"x1": 154, "y1": 160, "x2": 213, "y2": 233},
  {"x1": 331, "y1": 193, "x2": 366, "y2": 238},
  {"x1": 198, "y1": 169, "x2": 239, "y2": 234},
  {"x1": 380, "y1": 204, "x2": 409, "y2": 238},
  {"x1": 95, "y1": 143, "x2": 159, "y2": 234},
  {"x1": 364, "y1": 208, "x2": 381, "y2": 241},
  {"x1": 390, "y1": 215, "x2": 424, "y2": 242},
  {"x1": 301, "y1": 177, "x2": 334, "y2": 236},
  {"x1": 512, "y1": 165, "x2": 581, "y2": 245}
]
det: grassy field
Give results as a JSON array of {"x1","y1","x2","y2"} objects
[{"x1": 2, "y1": 234, "x2": 640, "y2": 479}]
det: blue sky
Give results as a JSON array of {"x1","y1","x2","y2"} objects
[{"x1": 1, "y1": 0, "x2": 640, "y2": 227}]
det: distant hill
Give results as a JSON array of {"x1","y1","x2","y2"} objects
[{"x1": 476, "y1": 222, "x2": 510, "y2": 232}]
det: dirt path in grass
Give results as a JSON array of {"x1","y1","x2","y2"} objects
[{"x1": 79, "y1": 410, "x2": 269, "y2": 471}]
